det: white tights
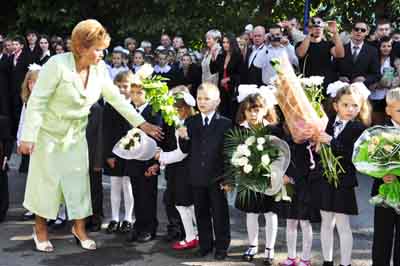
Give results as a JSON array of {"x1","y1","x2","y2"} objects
[
  {"x1": 320, "y1": 210, "x2": 353, "y2": 266},
  {"x1": 246, "y1": 212, "x2": 278, "y2": 258},
  {"x1": 110, "y1": 176, "x2": 134, "y2": 222},
  {"x1": 286, "y1": 219, "x2": 313, "y2": 261},
  {"x1": 176, "y1": 205, "x2": 197, "y2": 241}
]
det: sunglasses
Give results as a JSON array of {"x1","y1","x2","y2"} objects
[{"x1": 353, "y1": 27, "x2": 367, "y2": 33}]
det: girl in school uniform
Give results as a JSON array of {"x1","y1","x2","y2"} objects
[
  {"x1": 279, "y1": 127, "x2": 321, "y2": 266},
  {"x1": 17, "y1": 64, "x2": 41, "y2": 220},
  {"x1": 156, "y1": 85, "x2": 199, "y2": 250},
  {"x1": 316, "y1": 82, "x2": 372, "y2": 266},
  {"x1": 233, "y1": 86, "x2": 283, "y2": 266}
]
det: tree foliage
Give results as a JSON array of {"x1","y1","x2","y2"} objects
[{"x1": 2, "y1": 0, "x2": 400, "y2": 46}]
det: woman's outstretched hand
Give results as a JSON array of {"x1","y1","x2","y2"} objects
[
  {"x1": 19, "y1": 141, "x2": 35, "y2": 155},
  {"x1": 139, "y1": 122, "x2": 164, "y2": 141}
]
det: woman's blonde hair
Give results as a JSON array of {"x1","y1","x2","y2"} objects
[
  {"x1": 20, "y1": 70, "x2": 40, "y2": 104},
  {"x1": 333, "y1": 85, "x2": 372, "y2": 126},
  {"x1": 71, "y1": 19, "x2": 110, "y2": 57},
  {"x1": 236, "y1": 94, "x2": 279, "y2": 125}
]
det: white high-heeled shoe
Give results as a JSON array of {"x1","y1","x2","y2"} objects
[
  {"x1": 71, "y1": 227, "x2": 96, "y2": 250},
  {"x1": 32, "y1": 227, "x2": 54, "y2": 252}
]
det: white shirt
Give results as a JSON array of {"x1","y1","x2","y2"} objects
[
  {"x1": 134, "y1": 102, "x2": 149, "y2": 114},
  {"x1": 201, "y1": 111, "x2": 215, "y2": 126},
  {"x1": 262, "y1": 44, "x2": 299, "y2": 84},
  {"x1": 333, "y1": 116, "x2": 349, "y2": 138},
  {"x1": 370, "y1": 57, "x2": 391, "y2": 100},
  {"x1": 107, "y1": 64, "x2": 129, "y2": 80},
  {"x1": 248, "y1": 44, "x2": 267, "y2": 68},
  {"x1": 350, "y1": 40, "x2": 364, "y2": 57},
  {"x1": 132, "y1": 64, "x2": 142, "y2": 73},
  {"x1": 154, "y1": 64, "x2": 171, "y2": 74},
  {"x1": 391, "y1": 119, "x2": 400, "y2": 128}
]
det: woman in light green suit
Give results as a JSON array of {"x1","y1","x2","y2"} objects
[{"x1": 19, "y1": 20, "x2": 162, "y2": 252}]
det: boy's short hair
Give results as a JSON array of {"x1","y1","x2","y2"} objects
[
  {"x1": 386, "y1": 87, "x2": 400, "y2": 104},
  {"x1": 113, "y1": 70, "x2": 134, "y2": 83},
  {"x1": 197, "y1": 82, "x2": 220, "y2": 99}
]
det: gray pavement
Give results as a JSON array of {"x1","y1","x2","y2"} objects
[{"x1": 0, "y1": 154, "x2": 374, "y2": 266}]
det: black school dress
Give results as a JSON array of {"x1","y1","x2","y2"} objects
[
  {"x1": 316, "y1": 118, "x2": 366, "y2": 215},
  {"x1": 234, "y1": 124, "x2": 284, "y2": 214},
  {"x1": 161, "y1": 124, "x2": 193, "y2": 206},
  {"x1": 279, "y1": 138, "x2": 321, "y2": 222}
]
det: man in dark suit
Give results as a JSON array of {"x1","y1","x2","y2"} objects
[
  {"x1": 0, "y1": 42, "x2": 12, "y2": 120},
  {"x1": 336, "y1": 21, "x2": 381, "y2": 87},
  {"x1": 10, "y1": 36, "x2": 31, "y2": 136},
  {"x1": 178, "y1": 83, "x2": 232, "y2": 260}
]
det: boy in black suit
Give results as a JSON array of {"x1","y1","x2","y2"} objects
[
  {"x1": 126, "y1": 83, "x2": 163, "y2": 243},
  {"x1": 371, "y1": 88, "x2": 400, "y2": 266},
  {"x1": 86, "y1": 102, "x2": 104, "y2": 232},
  {"x1": 178, "y1": 83, "x2": 232, "y2": 260}
]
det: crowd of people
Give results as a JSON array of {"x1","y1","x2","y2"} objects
[{"x1": 0, "y1": 16, "x2": 399, "y2": 266}]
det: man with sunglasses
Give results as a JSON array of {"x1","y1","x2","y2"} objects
[
  {"x1": 296, "y1": 17, "x2": 344, "y2": 90},
  {"x1": 336, "y1": 21, "x2": 380, "y2": 87}
]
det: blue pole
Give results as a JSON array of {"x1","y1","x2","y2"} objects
[{"x1": 303, "y1": 0, "x2": 311, "y2": 34}]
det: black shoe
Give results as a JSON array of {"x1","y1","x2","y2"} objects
[
  {"x1": 22, "y1": 211, "x2": 35, "y2": 221},
  {"x1": 323, "y1": 262, "x2": 334, "y2": 266},
  {"x1": 137, "y1": 232, "x2": 155, "y2": 243},
  {"x1": 196, "y1": 249, "x2": 212, "y2": 258},
  {"x1": 214, "y1": 251, "x2": 227, "y2": 260},
  {"x1": 88, "y1": 222, "x2": 102, "y2": 232},
  {"x1": 119, "y1": 221, "x2": 132, "y2": 233},
  {"x1": 163, "y1": 230, "x2": 182, "y2": 242},
  {"x1": 242, "y1": 246, "x2": 257, "y2": 262},
  {"x1": 263, "y1": 258, "x2": 274, "y2": 266},
  {"x1": 106, "y1": 221, "x2": 120, "y2": 234},
  {"x1": 50, "y1": 217, "x2": 67, "y2": 230},
  {"x1": 126, "y1": 228, "x2": 138, "y2": 243}
]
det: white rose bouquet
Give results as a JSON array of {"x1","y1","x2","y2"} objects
[
  {"x1": 112, "y1": 128, "x2": 157, "y2": 161},
  {"x1": 224, "y1": 127, "x2": 291, "y2": 204}
]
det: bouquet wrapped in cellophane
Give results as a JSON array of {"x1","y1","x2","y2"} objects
[
  {"x1": 112, "y1": 128, "x2": 158, "y2": 161},
  {"x1": 224, "y1": 127, "x2": 292, "y2": 205},
  {"x1": 271, "y1": 56, "x2": 344, "y2": 187},
  {"x1": 353, "y1": 126, "x2": 400, "y2": 213}
]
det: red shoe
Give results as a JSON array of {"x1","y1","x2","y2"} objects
[{"x1": 172, "y1": 239, "x2": 198, "y2": 250}]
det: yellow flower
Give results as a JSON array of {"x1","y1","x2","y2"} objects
[
  {"x1": 368, "y1": 144, "x2": 376, "y2": 154},
  {"x1": 371, "y1": 136, "x2": 380, "y2": 145},
  {"x1": 383, "y1": 144, "x2": 394, "y2": 153}
]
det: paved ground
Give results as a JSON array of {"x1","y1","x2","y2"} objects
[{"x1": 0, "y1": 154, "x2": 374, "y2": 266}]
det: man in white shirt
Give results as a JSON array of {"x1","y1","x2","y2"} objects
[{"x1": 262, "y1": 24, "x2": 299, "y2": 84}]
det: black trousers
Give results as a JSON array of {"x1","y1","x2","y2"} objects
[
  {"x1": 132, "y1": 174, "x2": 158, "y2": 234},
  {"x1": 192, "y1": 184, "x2": 230, "y2": 252},
  {"x1": 0, "y1": 170, "x2": 9, "y2": 222},
  {"x1": 163, "y1": 177, "x2": 184, "y2": 235},
  {"x1": 89, "y1": 169, "x2": 103, "y2": 221},
  {"x1": 372, "y1": 206, "x2": 400, "y2": 266}
]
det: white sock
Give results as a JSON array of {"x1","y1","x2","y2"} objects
[
  {"x1": 189, "y1": 205, "x2": 198, "y2": 236},
  {"x1": 265, "y1": 212, "x2": 278, "y2": 258},
  {"x1": 335, "y1": 213, "x2": 353, "y2": 266},
  {"x1": 286, "y1": 219, "x2": 298, "y2": 259},
  {"x1": 122, "y1": 176, "x2": 134, "y2": 222},
  {"x1": 110, "y1": 176, "x2": 123, "y2": 222},
  {"x1": 299, "y1": 220, "x2": 313, "y2": 261},
  {"x1": 246, "y1": 213, "x2": 259, "y2": 248},
  {"x1": 176, "y1": 205, "x2": 196, "y2": 241},
  {"x1": 320, "y1": 210, "x2": 335, "y2": 261}
]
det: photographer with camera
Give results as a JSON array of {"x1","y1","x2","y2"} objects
[
  {"x1": 262, "y1": 24, "x2": 299, "y2": 84},
  {"x1": 296, "y1": 17, "x2": 344, "y2": 90}
]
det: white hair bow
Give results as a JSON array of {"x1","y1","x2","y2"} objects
[
  {"x1": 327, "y1": 80, "x2": 370, "y2": 99},
  {"x1": 113, "y1": 46, "x2": 129, "y2": 55},
  {"x1": 237, "y1": 84, "x2": 277, "y2": 108},
  {"x1": 28, "y1": 63, "x2": 42, "y2": 71},
  {"x1": 181, "y1": 92, "x2": 196, "y2": 107},
  {"x1": 326, "y1": 80, "x2": 349, "y2": 98}
]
